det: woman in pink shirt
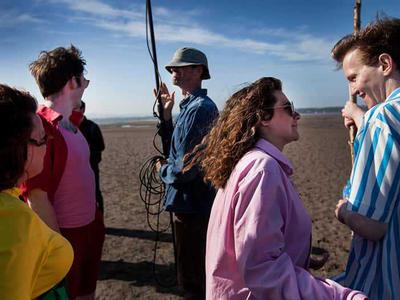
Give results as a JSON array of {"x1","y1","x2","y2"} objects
[{"x1": 190, "y1": 77, "x2": 366, "y2": 299}]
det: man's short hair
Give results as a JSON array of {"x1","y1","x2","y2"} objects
[
  {"x1": 30, "y1": 45, "x2": 86, "y2": 98},
  {"x1": 332, "y1": 17, "x2": 400, "y2": 69}
]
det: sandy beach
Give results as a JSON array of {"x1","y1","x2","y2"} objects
[{"x1": 96, "y1": 114, "x2": 354, "y2": 299}]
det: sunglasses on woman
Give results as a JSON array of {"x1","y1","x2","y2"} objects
[{"x1": 266, "y1": 101, "x2": 296, "y2": 117}]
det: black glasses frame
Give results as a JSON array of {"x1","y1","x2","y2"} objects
[{"x1": 28, "y1": 134, "x2": 48, "y2": 147}]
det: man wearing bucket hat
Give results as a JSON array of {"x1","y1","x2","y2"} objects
[
  {"x1": 165, "y1": 47, "x2": 211, "y2": 79},
  {"x1": 156, "y1": 47, "x2": 218, "y2": 299}
]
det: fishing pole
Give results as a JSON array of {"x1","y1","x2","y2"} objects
[
  {"x1": 146, "y1": 0, "x2": 170, "y2": 156},
  {"x1": 138, "y1": 0, "x2": 177, "y2": 288}
]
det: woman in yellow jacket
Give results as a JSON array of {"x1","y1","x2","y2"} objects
[{"x1": 0, "y1": 85, "x2": 73, "y2": 300}]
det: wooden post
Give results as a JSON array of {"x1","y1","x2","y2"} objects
[{"x1": 348, "y1": 0, "x2": 361, "y2": 163}]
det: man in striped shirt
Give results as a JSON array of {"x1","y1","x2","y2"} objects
[{"x1": 332, "y1": 17, "x2": 400, "y2": 299}]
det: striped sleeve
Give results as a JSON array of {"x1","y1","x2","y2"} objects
[{"x1": 348, "y1": 104, "x2": 400, "y2": 223}]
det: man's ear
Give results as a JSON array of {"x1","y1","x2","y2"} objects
[
  {"x1": 67, "y1": 76, "x2": 79, "y2": 90},
  {"x1": 378, "y1": 53, "x2": 394, "y2": 76}
]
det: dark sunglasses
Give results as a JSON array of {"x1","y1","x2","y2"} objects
[
  {"x1": 28, "y1": 134, "x2": 48, "y2": 147},
  {"x1": 74, "y1": 76, "x2": 90, "y2": 88},
  {"x1": 266, "y1": 101, "x2": 296, "y2": 116}
]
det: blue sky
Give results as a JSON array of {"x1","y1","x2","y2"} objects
[{"x1": 1, "y1": 0, "x2": 399, "y2": 118}]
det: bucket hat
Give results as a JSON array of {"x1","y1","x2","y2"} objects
[{"x1": 165, "y1": 47, "x2": 210, "y2": 80}]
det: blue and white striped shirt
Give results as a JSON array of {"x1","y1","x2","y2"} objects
[{"x1": 337, "y1": 87, "x2": 400, "y2": 299}]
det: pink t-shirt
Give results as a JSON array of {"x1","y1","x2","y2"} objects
[{"x1": 53, "y1": 127, "x2": 96, "y2": 228}]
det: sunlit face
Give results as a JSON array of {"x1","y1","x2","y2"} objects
[
  {"x1": 169, "y1": 65, "x2": 202, "y2": 89},
  {"x1": 25, "y1": 114, "x2": 47, "y2": 179},
  {"x1": 342, "y1": 48, "x2": 386, "y2": 108},
  {"x1": 259, "y1": 90, "x2": 301, "y2": 150}
]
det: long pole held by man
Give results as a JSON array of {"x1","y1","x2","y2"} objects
[{"x1": 347, "y1": 0, "x2": 361, "y2": 163}]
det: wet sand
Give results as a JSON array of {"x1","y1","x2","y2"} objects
[{"x1": 96, "y1": 115, "x2": 353, "y2": 299}]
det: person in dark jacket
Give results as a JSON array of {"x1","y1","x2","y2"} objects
[{"x1": 76, "y1": 101, "x2": 105, "y2": 213}]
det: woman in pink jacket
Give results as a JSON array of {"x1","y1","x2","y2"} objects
[{"x1": 190, "y1": 77, "x2": 366, "y2": 300}]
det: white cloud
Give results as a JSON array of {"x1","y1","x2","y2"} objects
[
  {"x1": 46, "y1": 0, "x2": 142, "y2": 18},
  {"x1": 153, "y1": 7, "x2": 172, "y2": 17},
  {"x1": 43, "y1": 0, "x2": 333, "y2": 62},
  {"x1": 96, "y1": 20, "x2": 145, "y2": 38},
  {"x1": 296, "y1": 35, "x2": 333, "y2": 61},
  {"x1": 0, "y1": 10, "x2": 44, "y2": 27},
  {"x1": 153, "y1": 6, "x2": 203, "y2": 23}
]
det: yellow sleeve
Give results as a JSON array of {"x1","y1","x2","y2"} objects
[
  {"x1": 31, "y1": 224, "x2": 73, "y2": 299},
  {"x1": 0, "y1": 194, "x2": 73, "y2": 300}
]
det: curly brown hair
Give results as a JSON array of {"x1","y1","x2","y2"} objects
[
  {"x1": 332, "y1": 17, "x2": 400, "y2": 68},
  {"x1": 30, "y1": 44, "x2": 86, "y2": 98},
  {"x1": 190, "y1": 77, "x2": 282, "y2": 189}
]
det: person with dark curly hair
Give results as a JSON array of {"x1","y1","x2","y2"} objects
[
  {"x1": 0, "y1": 84, "x2": 73, "y2": 299},
  {"x1": 332, "y1": 17, "x2": 400, "y2": 299},
  {"x1": 193, "y1": 77, "x2": 366, "y2": 299}
]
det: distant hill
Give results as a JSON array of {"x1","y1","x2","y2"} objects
[
  {"x1": 296, "y1": 106, "x2": 342, "y2": 115},
  {"x1": 93, "y1": 106, "x2": 347, "y2": 125},
  {"x1": 93, "y1": 116, "x2": 156, "y2": 125}
]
